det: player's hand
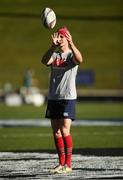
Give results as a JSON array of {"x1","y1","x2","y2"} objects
[
  {"x1": 65, "y1": 31, "x2": 73, "y2": 46},
  {"x1": 51, "y1": 32, "x2": 60, "y2": 46}
]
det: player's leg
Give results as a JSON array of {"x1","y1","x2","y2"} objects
[
  {"x1": 61, "y1": 118, "x2": 73, "y2": 172},
  {"x1": 50, "y1": 119, "x2": 65, "y2": 172}
]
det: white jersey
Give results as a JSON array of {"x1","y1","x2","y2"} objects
[{"x1": 48, "y1": 51, "x2": 79, "y2": 100}]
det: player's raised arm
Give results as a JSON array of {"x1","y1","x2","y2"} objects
[
  {"x1": 41, "y1": 32, "x2": 60, "y2": 65},
  {"x1": 41, "y1": 44, "x2": 56, "y2": 65},
  {"x1": 66, "y1": 31, "x2": 83, "y2": 64}
]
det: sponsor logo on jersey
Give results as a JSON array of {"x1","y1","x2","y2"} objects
[{"x1": 53, "y1": 58, "x2": 67, "y2": 67}]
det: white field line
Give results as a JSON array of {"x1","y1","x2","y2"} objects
[
  {"x1": 0, "y1": 119, "x2": 123, "y2": 127},
  {"x1": 0, "y1": 152, "x2": 123, "y2": 179}
]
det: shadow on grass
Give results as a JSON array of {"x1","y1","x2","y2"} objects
[
  {"x1": 0, "y1": 13, "x2": 123, "y2": 21},
  {"x1": 1, "y1": 148, "x2": 123, "y2": 156}
]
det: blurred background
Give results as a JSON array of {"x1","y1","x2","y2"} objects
[
  {"x1": 0, "y1": 0, "x2": 123, "y2": 151},
  {"x1": 0, "y1": 0, "x2": 123, "y2": 99}
]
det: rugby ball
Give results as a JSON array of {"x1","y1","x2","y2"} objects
[{"x1": 41, "y1": 7, "x2": 56, "y2": 29}]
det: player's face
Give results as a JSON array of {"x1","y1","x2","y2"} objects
[{"x1": 58, "y1": 34, "x2": 68, "y2": 47}]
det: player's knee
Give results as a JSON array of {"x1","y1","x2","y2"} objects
[
  {"x1": 61, "y1": 126, "x2": 70, "y2": 137},
  {"x1": 54, "y1": 129, "x2": 62, "y2": 138}
]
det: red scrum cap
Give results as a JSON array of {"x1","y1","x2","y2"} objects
[{"x1": 57, "y1": 26, "x2": 69, "y2": 38}]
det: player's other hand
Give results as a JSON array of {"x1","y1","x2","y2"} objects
[{"x1": 51, "y1": 32, "x2": 60, "y2": 46}]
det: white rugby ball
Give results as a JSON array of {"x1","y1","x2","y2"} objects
[{"x1": 41, "y1": 7, "x2": 56, "y2": 29}]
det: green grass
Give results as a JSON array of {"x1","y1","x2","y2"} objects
[
  {"x1": 0, "y1": 0, "x2": 122, "y2": 17},
  {"x1": 0, "y1": 126, "x2": 123, "y2": 151},
  {"x1": 0, "y1": 102, "x2": 123, "y2": 119},
  {"x1": 0, "y1": 0, "x2": 123, "y2": 90},
  {"x1": 0, "y1": 101, "x2": 122, "y2": 151},
  {"x1": 72, "y1": 126, "x2": 123, "y2": 148}
]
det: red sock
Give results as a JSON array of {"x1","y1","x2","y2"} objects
[
  {"x1": 55, "y1": 137, "x2": 65, "y2": 166},
  {"x1": 64, "y1": 135, "x2": 73, "y2": 167}
]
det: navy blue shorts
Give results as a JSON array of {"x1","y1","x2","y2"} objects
[{"x1": 45, "y1": 100, "x2": 76, "y2": 121}]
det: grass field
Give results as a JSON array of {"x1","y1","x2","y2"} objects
[
  {"x1": 0, "y1": 102, "x2": 123, "y2": 151},
  {"x1": 0, "y1": 126, "x2": 123, "y2": 151},
  {"x1": 0, "y1": 0, "x2": 122, "y2": 152},
  {"x1": 0, "y1": 0, "x2": 122, "y2": 89},
  {"x1": 0, "y1": 102, "x2": 123, "y2": 119}
]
